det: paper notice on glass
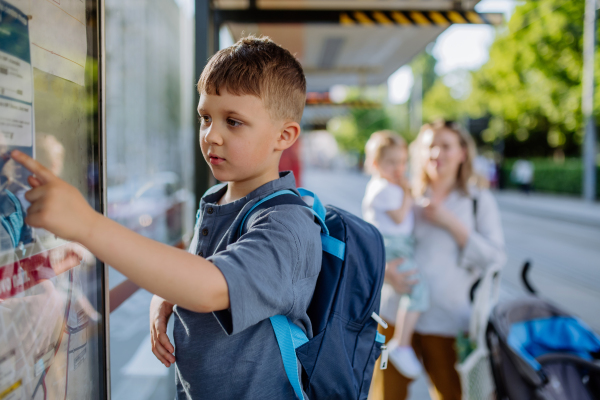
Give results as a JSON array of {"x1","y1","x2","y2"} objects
[
  {"x1": 0, "y1": 99, "x2": 32, "y2": 147},
  {"x1": 0, "y1": 0, "x2": 34, "y2": 148},
  {"x1": 8, "y1": 0, "x2": 87, "y2": 86}
]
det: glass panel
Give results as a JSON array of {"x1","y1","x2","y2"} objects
[
  {"x1": 0, "y1": 0, "x2": 106, "y2": 398},
  {"x1": 105, "y1": 0, "x2": 196, "y2": 247},
  {"x1": 104, "y1": 0, "x2": 195, "y2": 397}
]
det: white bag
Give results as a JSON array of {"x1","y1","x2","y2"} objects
[{"x1": 456, "y1": 266, "x2": 502, "y2": 400}]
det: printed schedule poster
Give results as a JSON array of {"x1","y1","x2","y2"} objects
[
  {"x1": 0, "y1": 0, "x2": 35, "y2": 255},
  {"x1": 0, "y1": 0, "x2": 105, "y2": 399}
]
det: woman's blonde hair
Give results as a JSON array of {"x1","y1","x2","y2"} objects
[
  {"x1": 364, "y1": 130, "x2": 406, "y2": 174},
  {"x1": 409, "y1": 120, "x2": 487, "y2": 196}
]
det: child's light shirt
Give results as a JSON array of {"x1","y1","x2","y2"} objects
[
  {"x1": 362, "y1": 177, "x2": 414, "y2": 235},
  {"x1": 175, "y1": 172, "x2": 322, "y2": 400}
]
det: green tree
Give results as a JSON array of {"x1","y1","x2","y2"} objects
[
  {"x1": 467, "y1": 0, "x2": 596, "y2": 157},
  {"x1": 327, "y1": 107, "x2": 390, "y2": 155},
  {"x1": 422, "y1": 78, "x2": 463, "y2": 122}
]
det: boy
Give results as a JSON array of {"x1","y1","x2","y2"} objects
[{"x1": 12, "y1": 36, "x2": 322, "y2": 399}]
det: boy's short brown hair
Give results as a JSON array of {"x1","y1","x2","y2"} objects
[{"x1": 198, "y1": 35, "x2": 306, "y2": 123}]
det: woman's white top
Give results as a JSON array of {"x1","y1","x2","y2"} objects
[
  {"x1": 362, "y1": 177, "x2": 414, "y2": 236},
  {"x1": 413, "y1": 187, "x2": 506, "y2": 337}
]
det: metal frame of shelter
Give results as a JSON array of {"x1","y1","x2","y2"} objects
[{"x1": 193, "y1": 1, "x2": 502, "y2": 204}]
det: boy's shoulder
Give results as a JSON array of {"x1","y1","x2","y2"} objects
[
  {"x1": 246, "y1": 199, "x2": 321, "y2": 254},
  {"x1": 200, "y1": 179, "x2": 321, "y2": 249},
  {"x1": 250, "y1": 202, "x2": 318, "y2": 233}
]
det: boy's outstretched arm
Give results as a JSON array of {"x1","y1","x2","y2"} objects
[{"x1": 11, "y1": 150, "x2": 229, "y2": 313}]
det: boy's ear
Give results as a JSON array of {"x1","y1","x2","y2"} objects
[{"x1": 274, "y1": 121, "x2": 301, "y2": 151}]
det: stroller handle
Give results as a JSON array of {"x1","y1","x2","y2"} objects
[
  {"x1": 537, "y1": 352, "x2": 600, "y2": 374},
  {"x1": 521, "y1": 260, "x2": 537, "y2": 295}
]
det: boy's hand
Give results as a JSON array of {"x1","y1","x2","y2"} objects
[
  {"x1": 150, "y1": 295, "x2": 175, "y2": 367},
  {"x1": 11, "y1": 150, "x2": 99, "y2": 242}
]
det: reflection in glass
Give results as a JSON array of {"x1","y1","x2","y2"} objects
[
  {"x1": 0, "y1": 244, "x2": 101, "y2": 399},
  {"x1": 0, "y1": 0, "x2": 106, "y2": 398},
  {"x1": 104, "y1": 0, "x2": 195, "y2": 398},
  {"x1": 106, "y1": 0, "x2": 195, "y2": 246}
]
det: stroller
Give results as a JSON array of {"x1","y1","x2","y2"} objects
[{"x1": 486, "y1": 262, "x2": 600, "y2": 400}]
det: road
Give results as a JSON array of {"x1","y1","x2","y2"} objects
[{"x1": 107, "y1": 167, "x2": 600, "y2": 400}]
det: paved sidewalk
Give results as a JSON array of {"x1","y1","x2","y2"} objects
[{"x1": 494, "y1": 191, "x2": 600, "y2": 227}]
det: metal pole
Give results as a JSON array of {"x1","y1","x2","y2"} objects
[
  {"x1": 98, "y1": 0, "x2": 111, "y2": 397},
  {"x1": 194, "y1": 0, "x2": 211, "y2": 206},
  {"x1": 582, "y1": 0, "x2": 597, "y2": 201},
  {"x1": 214, "y1": 18, "x2": 221, "y2": 53},
  {"x1": 410, "y1": 74, "x2": 423, "y2": 133}
]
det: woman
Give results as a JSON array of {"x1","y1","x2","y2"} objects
[{"x1": 371, "y1": 120, "x2": 505, "y2": 400}]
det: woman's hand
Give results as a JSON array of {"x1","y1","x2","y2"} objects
[
  {"x1": 385, "y1": 258, "x2": 418, "y2": 295},
  {"x1": 422, "y1": 199, "x2": 470, "y2": 248},
  {"x1": 422, "y1": 199, "x2": 454, "y2": 229},
  {"x1": 150, "y1": 295, "x2": 175, "y2": 367},
  {"x1": 11, "y1": 150, "x2": 100, "y2": 242}
]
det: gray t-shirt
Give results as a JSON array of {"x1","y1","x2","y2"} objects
[{"x1": 174, "y1": 172, "x2": 322, "y2": 399}]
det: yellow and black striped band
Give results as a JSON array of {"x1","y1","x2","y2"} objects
[{"x1": 339, "y1": 10, "x2": 490, "y2": 26}]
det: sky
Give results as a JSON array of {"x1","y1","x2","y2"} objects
[{"x1": 388, "y1": 0, "x2": 517, "y2": 104}]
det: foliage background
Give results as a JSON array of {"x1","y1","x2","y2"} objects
[{"x1": 327, "y1": 0, "x2": 600, "y2": 163}]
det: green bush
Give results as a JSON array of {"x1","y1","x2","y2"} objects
[{"x1": 501, "y1": 158, "x2": 600, "y2": 197}]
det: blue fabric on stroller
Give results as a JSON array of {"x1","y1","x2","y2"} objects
[
  {"x1": 507, "y1": 316, "x2": 600, "y2": 371},
  {"x1": 487, "y1": 296, "x2": 600, "y2": 400}
]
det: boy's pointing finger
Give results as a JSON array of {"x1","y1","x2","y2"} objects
[{"x1": 11, "y1": 150, "x2": 55, "y2": 183}]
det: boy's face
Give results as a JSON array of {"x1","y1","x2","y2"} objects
[{"x1": 198, "y1": 89, "x2": 294, "y2": 184}]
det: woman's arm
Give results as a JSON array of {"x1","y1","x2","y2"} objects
[
  {"x1": 423, "y1": 191, "x2": 505, "y2": 270},
  {"x1": 459, "y1": 191, "x2": 506, "y2": 270}
]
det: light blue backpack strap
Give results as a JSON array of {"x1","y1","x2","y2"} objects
[
  {"x1": 321, "y1": 234, "x2": 345, "y2": 260},
  {"x1": 304, "y1": 207, "x2": 329, "y2": 236},
  {"x1": 236, "y1": 189, "x2": 331, "y2": 238},
  {"x1": 238, "y1": 190, "x2": 297, "y2": 236},
  {"x1": 270, "y1": 315, "x2": 308, "y2": 400},
  {"x1": 297, "y1": 188, "x2": 345, "y2": 259},
  {"x1": 297, "y1": 188, "x2": 326, "y2": 221}
]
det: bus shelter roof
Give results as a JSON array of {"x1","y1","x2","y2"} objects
[{"x1": 215, "y1": 0, "x2": 502, "y2": 91}]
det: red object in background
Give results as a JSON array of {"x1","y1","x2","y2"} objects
[
  {"x1": 0, "y1": 245, "x2": 85, "y2": 299},
  {"x1": 0, "y1": 252, "x2": 53, "y2": 299},
  {"x1": 279, "y1": 138, "x2": 302, "y2": 187}
]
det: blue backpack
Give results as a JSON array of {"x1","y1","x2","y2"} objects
[{"x1": 238, "y1": 188, "x2": 387, "y2": 399}]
